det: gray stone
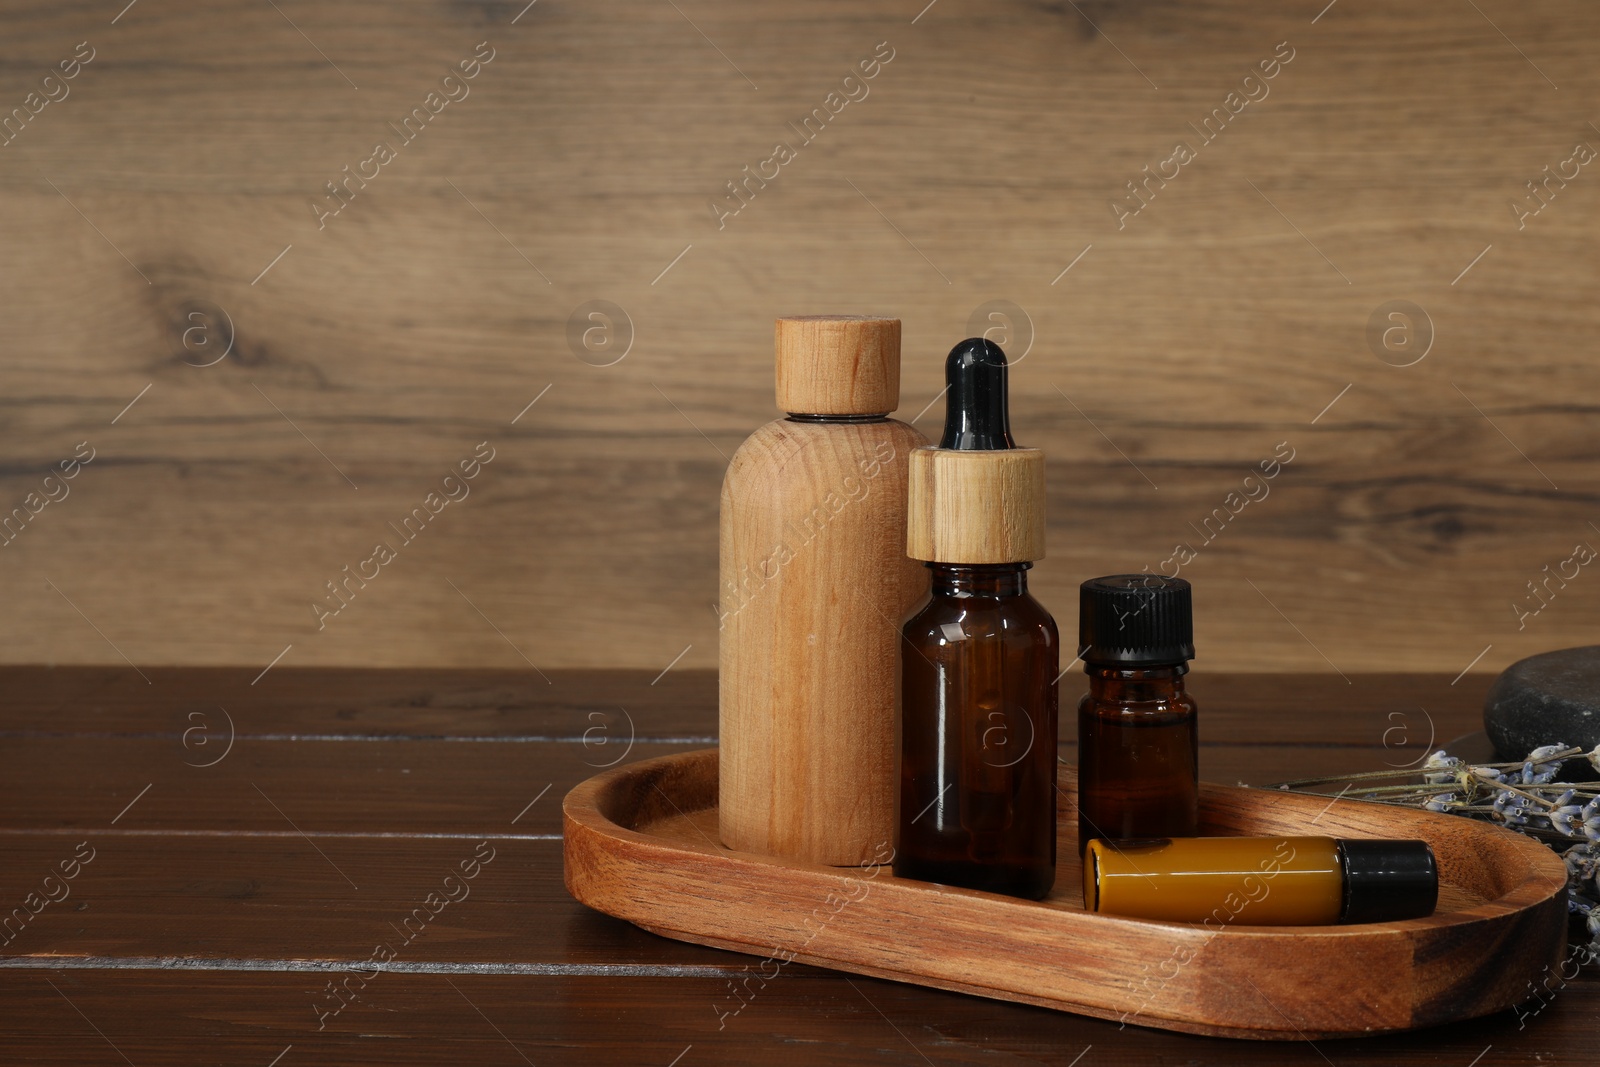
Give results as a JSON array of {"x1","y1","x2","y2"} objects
[{"x1": 1484, "y1": 646, "x2": 1600, "y2": 773}]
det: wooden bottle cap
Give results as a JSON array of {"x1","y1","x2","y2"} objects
[
  {"x1": 906, "y1": 446, "x2": 1047, "y2": 563},
  {"x1": 774, "y1": 316, "x2": 901, "y2": 415}
]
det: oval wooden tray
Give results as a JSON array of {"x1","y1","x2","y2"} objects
[{"x1": 562, "y1": 749, "x2": 1568, "y2": 1040}]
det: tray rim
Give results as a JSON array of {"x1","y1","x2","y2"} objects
[{"x1": 563, "y1": 747, "x2": 1569, "y2": 1040}]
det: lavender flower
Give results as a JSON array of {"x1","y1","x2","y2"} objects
[
  {"x1": 1422, "y1": 751, "x2": 1461, "y2": 785},
  {"x1": 1564, "y1": 844, "x2": 1600, "y2": 896},
  {"x1": 1525, "y1": 745, "x2": 1570, "y2": 785},
  {"x1": 1550, "y1": 791, "x2": 1584, "y2": 838},
  {"x1": 1492, "y1": 790, "x2": 1534, "y2": 826}
]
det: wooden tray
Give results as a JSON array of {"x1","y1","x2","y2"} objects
[{"x1": 562, "y1": 749, "x2": 1568, "y2": 1040}]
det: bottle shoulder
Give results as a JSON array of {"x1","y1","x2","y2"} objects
[
  {"x1": 723, "y1": 418, "x2": 926, "y2": 495},
  {"x1": 903, "y1": 593, "x2": 1060, "y2": 644},
  {"x1": 1014, "y1": 591, "x2": 1060, "y2": 635}
]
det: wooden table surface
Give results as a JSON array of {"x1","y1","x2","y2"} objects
[{"x1": 1, "y1": 667, "x2": 1590, "y2": 1064}]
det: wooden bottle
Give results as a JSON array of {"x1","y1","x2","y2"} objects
[{"x1": 718, "y1": 316, "x2": 928, "y2": 866}]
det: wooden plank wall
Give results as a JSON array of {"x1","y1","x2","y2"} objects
[{"x1": 0, "y1": 0, "x2": 1595, "y2": 675}]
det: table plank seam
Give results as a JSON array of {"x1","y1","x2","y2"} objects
[
  {"x1": 0, "y1": 957, "x2": 740, "y2": 976},
  {"x1": 0, "y1": 829, "x2": 562, "y2": 840}
]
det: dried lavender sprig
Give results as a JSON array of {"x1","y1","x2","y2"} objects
[
  {"x1": 1273, "y1": 746, "x2": 1586, "y2": 790},
  {"x1": 1270, "y1": 743, "x2": 1600, "y2": 965},
  {"x1": 1323, "y1": 784, "x2": 1482, "y2": 799}
]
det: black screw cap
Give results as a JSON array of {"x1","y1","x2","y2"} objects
[{"x1": 1078, "y1": 574, "x2": 1195, "y2": 667}]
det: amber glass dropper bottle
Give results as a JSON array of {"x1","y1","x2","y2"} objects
[
  {"x1": 895, "y1": 338, "x2": 1059, "y2": 900},
  {"x1": 1076, "y1": 575, "x2": 1199, "y2": 853}
]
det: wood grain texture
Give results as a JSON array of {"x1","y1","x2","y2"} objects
[
  {"x1": 0, "y1": 664, "x2": 1494, "y2": 746},
  {"x1": 1, "y1": 1, "x2": 1597, "y2": 671},
  {"x1": 719, "y1": 417, "x2": 927, "y2": 864},
  {"x1": 907, "y1": 445, "x2": 1048, "y2": 562},
  {"x1": 8, "y1": 969, "x2": 1599, "y2": 1067},
  {"x1": 565, "y1": 748, "x2": 1569, "y2": 1039},
  {"x1": 0, "y1": 668, "x2": 1595, "y2": 1064},
  {"x1": 774, "y1": 316, "x2": 901, "y2": 414},
  {"x1": 0, "y1": 734, "x2": 1474, "y2": 837}
]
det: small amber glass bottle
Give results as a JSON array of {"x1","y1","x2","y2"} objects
[
  {"x1": 1076, "y1": 575, "x2": 1199, "y2": 852},
  {"x1": 895, "y1": 338, "x2": 1059, "y2": 900}
]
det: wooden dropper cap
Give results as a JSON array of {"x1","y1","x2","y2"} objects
[
  {"x1": 774, "y1": 316, "x2": 901, "y2": 415},
  {"x1": 907, "y1": 338, "x2": 1046, "y2": 564}
]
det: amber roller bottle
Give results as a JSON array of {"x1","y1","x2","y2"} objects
[
  {"x1": 1076, "y1": 575, "x2": 1199, "y2": 852},
  {"x1": 718, "y1": 316, "x2": 928, "y2": 866},
  {"x1": 895, "y1": 338, "x2": 1059, "y2": 900},
  {"x1": 1083, "y1": 836, "x2": 1438, "y2": 925}
]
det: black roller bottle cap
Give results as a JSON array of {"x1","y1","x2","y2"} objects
[
  {"x1": 1078, "y1": 574, "x2": 1195, "y2": 667},
  {"x1": 939, "y1": 338, "x2": 1016, "y2": 450},
  {"x1": 1338, "y1": 839, "x2": 1438, "y2": 924},
  {"x1": 1337, "y1": 838, "x2": 1440, "y2": 921}
]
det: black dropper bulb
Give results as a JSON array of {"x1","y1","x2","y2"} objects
[{"x1": 939, "y1": 337, "x2": 1015, "y2": 450}]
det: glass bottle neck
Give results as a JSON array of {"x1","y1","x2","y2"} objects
[
  {"x1": 927, "y1": 562, "x2": 1030, "y2": 597},
  {"x1": 1085, "y1": 663, "x2": 1189, "y2": 702}
]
